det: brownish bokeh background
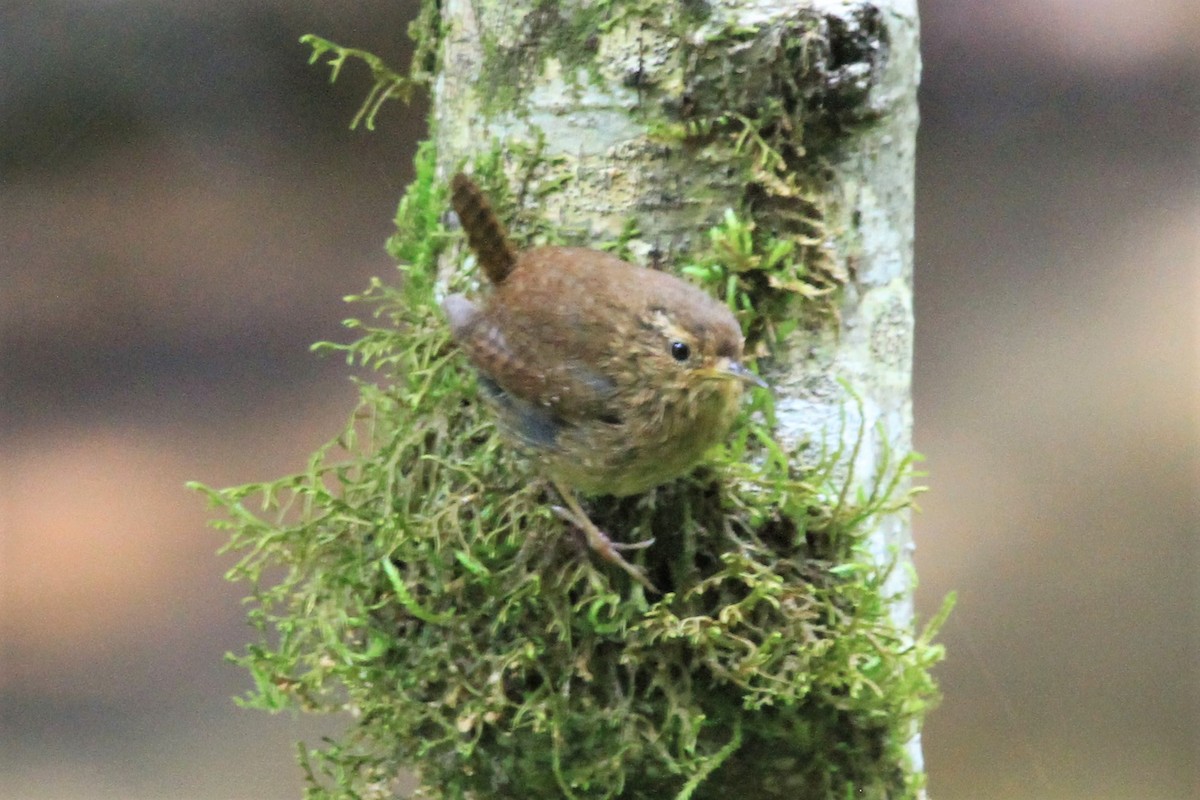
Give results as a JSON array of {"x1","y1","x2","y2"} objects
[{"x1": 2, "y1": 2, "x2": 1196, "y2": 798}]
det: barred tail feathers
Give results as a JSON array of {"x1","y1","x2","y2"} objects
[{"x1": 451, "y1": 173, "x2": 518, "y2": 285}]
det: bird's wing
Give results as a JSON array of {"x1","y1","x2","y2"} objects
[{"x1": 442, "y1": 293, "x2": 621, "y2": 429}]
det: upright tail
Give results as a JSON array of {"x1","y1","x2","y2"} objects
[{"x1": 451, "y1": 173, "x2": 518, "y2": 285}]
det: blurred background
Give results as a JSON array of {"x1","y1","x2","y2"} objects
[{"x1": 1, "y1": 1, "x2": 1195, "y2": 798}]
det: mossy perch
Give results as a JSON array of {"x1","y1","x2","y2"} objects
[{"x1": 195, "y1": 2, "x2": 948, "y2": 798}]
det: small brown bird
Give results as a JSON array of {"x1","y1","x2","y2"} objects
[{"x1": 443, "y1": 173, "x2": 764, "y2": 590}]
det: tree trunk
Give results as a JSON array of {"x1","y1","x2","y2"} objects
[{"x1": 431, "y1": 0, "x2": 927, "y2": 796}]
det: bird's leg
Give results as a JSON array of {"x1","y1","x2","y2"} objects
[{"x1": 551, "y1": 480, "x2": 658, "y2": 593}]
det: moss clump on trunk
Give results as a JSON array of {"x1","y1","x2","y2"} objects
[{"x1": 195, "y1": 139, "x2": 948, "y2": 800}]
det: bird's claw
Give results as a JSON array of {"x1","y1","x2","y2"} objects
[
  {"x1": 612, "y1": 537, "x2": 655, "y2": 551},
  {"x1": 550, "y1": 495, "x2": 659, "y2": 593}
]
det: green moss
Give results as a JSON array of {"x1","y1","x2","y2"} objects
[
  {"x1": 633, "y1": 7, "x2": 897, "y2": 336},
  {"x1": 195, "y1": 10, "x2": 948, "y2": 799},
  {"x1": 475, "y1": 0, "x2": 617, "y2": 115},
  {"x1": 466, "y1": 134, "x2": 574, "y2": 249},
  {"x1": 301, "y1": 35, "x2": 412, "y2": 131},
  {"x1": 681, "y1": 207, "x2": 837, "y2": 356},
  {"x1": 408, "y1": 0, "x2": 445, "y2": 84},
  {"x1": 660, "y1": 20, "x2": 854, "y2": 334},
  {"x1": 300, "y1": 0, "x2": 443, "y2": 131}
]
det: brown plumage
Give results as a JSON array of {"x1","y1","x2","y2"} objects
[
  {"x1": 450, "y1": 173, "x2": 518, "y2": 284},
  {"x1": 444, "y1": 172, "x2": 764, "y2": 591}
]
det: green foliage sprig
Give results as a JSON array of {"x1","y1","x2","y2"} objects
[
  {"x1": 301, "y1": 34, "x2": 415, "y2": 131},
  {"x1": 683, "y1": 208, "x2": 836, "y2": 353}
]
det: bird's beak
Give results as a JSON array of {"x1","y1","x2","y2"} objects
[{"x1": 719, "y1": 359, "x2": 769, "y2": 389}]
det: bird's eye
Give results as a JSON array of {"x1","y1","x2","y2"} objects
[{"x1": 670, "y1": 341, "x2": 690, "y2": 361}]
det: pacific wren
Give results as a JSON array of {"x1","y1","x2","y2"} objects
[{"x1": 443, "y1": 173, "x2": 763, "y2": 591}]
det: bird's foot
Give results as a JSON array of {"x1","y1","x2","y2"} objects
[{"x1": 550, "y1": 496, "x2": 659, "y2": 594}]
